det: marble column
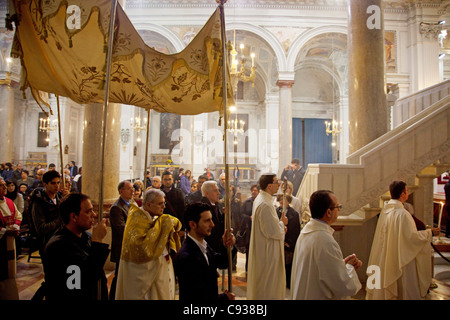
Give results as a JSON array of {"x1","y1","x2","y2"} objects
[
  {"x1": 277, "y1": 79, "x2": 294, "y2": 174},
  {"x1": 82, "y1": 102, "x2": 121, "y2": 273},
  {"x1": 264, "y1": 93, "x2": 279, "y2": 174},
  {"x1": 408, "y1": 4, "x2": 442, "y2": 92},
  {"x1": 82, "y1": 103, "x2": 121, "y2": 205},
  {"x1": 347, "y1": 0, "x2": 388, "y2": 154},
  {"x1": 413, "y1": 174, "x2": 436, "y2": 226},
  {"x1": 0, "y1": 81, "x2": 14, "y2": 163}
]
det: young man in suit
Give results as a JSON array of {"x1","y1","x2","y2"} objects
[
  {"x1": 173, "y1": 202, "x2": 235, "y2": 301},
  {"x1": 108, "y1": 180, "x2": 134, "y2": 300},
  {"x1": 280, "y1": 158, "x2": 306, "y2": 196}
]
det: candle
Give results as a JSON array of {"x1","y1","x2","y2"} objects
[{"x1": 437, "y1": 202, "x2": 444, "y2": 230}]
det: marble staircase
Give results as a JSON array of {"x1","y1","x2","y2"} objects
[
  {"x1": 297, "y1": 89, "x2": 450, "y2": 227},
  {"x1": 295, "y1": 80, "x2": 450, "y2": 282}
]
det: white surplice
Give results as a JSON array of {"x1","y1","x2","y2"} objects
[
  {"x1": 290, "y1": 219, "x2": 362, "y2": 300},
  {"x1": 247, "y1": 190, "x2": 286, "y2": 300},
  {"x1": 366, "y1": 199, "x2": 432, "y2": 300},
  {"x1": 115, "y1": 250, "x2": 175, "y2": 300}
]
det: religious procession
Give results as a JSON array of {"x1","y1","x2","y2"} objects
[{"x1": 1, "y1": 0, "x2": 450, "y2": 305}]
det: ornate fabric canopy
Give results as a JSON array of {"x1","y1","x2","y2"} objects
[{"x1": 11, "y1": 0, "x2": 233, "y2": 115}]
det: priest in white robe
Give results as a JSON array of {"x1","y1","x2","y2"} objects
[
  {"x1": 366, "y1": 180, "x2": 440, "y2": 300},
  {"x1": 115, "y1": 189, "x2": 182, "y2": 300},
  {"x1": 290, "y1": 190, "x2": 362, "y2": 300},
  {"x1": 247, "y1": 173, "x2": 288, "y2": 300}
]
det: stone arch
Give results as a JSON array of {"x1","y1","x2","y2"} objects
[
  {"x1": 226, "y1": 22, "x2": 287, "y2": 72},
  {"x1": 287, "y1": 25, "x2": 348, "y2": 72}
]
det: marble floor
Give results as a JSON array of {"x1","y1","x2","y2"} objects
[{"x1": 13, "y1": 251, "x2": 450, "y2": 301}]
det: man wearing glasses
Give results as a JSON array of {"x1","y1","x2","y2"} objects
[
  {"x1": 290, "y1": 190, "x2": 363, "y2": 300},
  {"x1": 247, "y1": 173, "x2": 288, "y2": 300},
  {"x1": 115, "y1": 189, "x2": 182, "y2": 300},
  {"x1": 109, "y1": 180, "x2": 135, "y2": 300}
]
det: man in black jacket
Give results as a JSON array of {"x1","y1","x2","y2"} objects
[
  {"x1": 173, "y1": 202, "x2": 235, "y2": 301},
  {"x1": 31, "y1": 170, "x2": 63, "y2": 262},
  {"x1": 280, "y1": 158, "x2": 306, "y2": 196},
  {"x1": 44, "y1": 193, "x2": 110, "y2": 300},
  {"x1": 108, "y1": 180, "x2": 134, "y2": 300},
  {"x1": 161, "y1": 170, "x2": 186, "y2": 236},
  {"x1": 200, "y1": 180, "x2": 225, "y2": 254}
]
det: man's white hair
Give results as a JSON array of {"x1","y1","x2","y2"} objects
[
  {"x1": 143, "y1": 188, "x2": 165, "y2": 205},
  {"x1": 201, "y1": 180, "x2": 217, "y2": 197}
]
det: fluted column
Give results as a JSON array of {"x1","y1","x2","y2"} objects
[
  {"x1": 277, "y1": 79, "x2": 294, "y2": 173},
  {"x1": 348, "y1": 0, "x2": 388, "y2": 154},
  {"x1": 0, "y1": 80, "x2": 14, "y2": 162}
]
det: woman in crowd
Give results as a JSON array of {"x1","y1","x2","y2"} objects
[
  {"x1": 6, "y1": 180, "x2": 24, "y2": 214},
  {"x1": 180, "y1": 169, "x2": 192, "y2": 195},
  {"x1": 133, "y1": 182, "x2": 143, "y2": 207}
]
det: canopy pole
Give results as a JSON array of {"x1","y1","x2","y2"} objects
[
  {"x1": 98, "y1": 0, "x2": 118, "y2": 220},
  {"x1": 218, "y1": 0, "x2": 232, "y2": 293},
  {"x1": 143, "y1": 108, "x2": 151, "y2": 189},
  {"x1": 56, "y1": 95, "x2": 65, "y2": 190}
]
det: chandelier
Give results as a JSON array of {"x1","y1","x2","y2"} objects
[
  {"x1": 228, "y1": 29, "x2": 256, "y2": 92},
  {"x1": 325, "y1": 36, "x2": 342, "y2": 147},
  {"x1": 227, "y1": 106, "x2": 245, "y2": 145},
  {"x1": 39, "y1": 117, "x2": 58, "y2": 142},
  {"x1": 130, "y1": 115, "x2": 147, "y2": 142}
]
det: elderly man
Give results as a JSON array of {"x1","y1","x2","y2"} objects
[
  {"x1": 247, "y1": 173, "x2": 288, "y2": 300},
  {"x1": 151, "y1": 176, "x2": 161, "y2": 189},
  {"x1": 115, "y1": 189, "x2": 182, "y2": 300},
  {"x1": 109, "y1": 180, "x2": 134, "y2": 300},
  {"x1": 0, "y1": 177, "x2": 22, "y2": 299},
  {"x1": 201, "y1": 180, "x2": 226, "y2": 254},
  {"x1": 217, "y1": 173, "x2": 226, "y2": 199},
  {"x1": 290, "y1": 190, "x2": 362, "y2": 300}
]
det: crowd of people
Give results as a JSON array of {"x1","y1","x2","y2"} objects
[{"x1": 0, "y1": 158, "x2": 446, "y2": 301}]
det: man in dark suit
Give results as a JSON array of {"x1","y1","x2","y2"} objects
[
  {"x1": 173, "y1": 202, "x2": 235, "y2": 301},
  {"x1": 69, "y1": 161, "x2": 78, "y2": 178},
  {"x1": 200, "y1": 181, "x2": 225, "y2": 254},
  {"x1": 108, "y1": 180, "x2": 134, "y2": 300},
  {"x1": 280, "y1": 158, "x2": 306, "y2": 196},
  {"x1": 161, "y1": 170, "x2": 186, "y2": 236}
]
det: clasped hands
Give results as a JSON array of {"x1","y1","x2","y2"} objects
[{"x1": 344, "y1": 253, "x2": 363, "y2": 270}]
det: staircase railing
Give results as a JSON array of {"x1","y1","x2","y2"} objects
[{"x1": 298, "y1": 93, "x2": 450, "y2": 223}]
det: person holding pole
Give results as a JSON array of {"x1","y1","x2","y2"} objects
[
  {"x1": 173, "y1": 202, "x2": 235, "y2": 301},
  {"x1": 247, "y1": 173, "x2": 288, "y2": 300}
]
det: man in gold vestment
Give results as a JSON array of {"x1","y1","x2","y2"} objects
[{"x1": 115, "y1": 189, "x2": 182, "y2": 300}]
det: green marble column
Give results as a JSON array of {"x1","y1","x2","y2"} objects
[{"x1": 348, "y1": 0, "x2": 388, "y2": 154}]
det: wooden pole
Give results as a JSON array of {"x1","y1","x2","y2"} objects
[
  {"x1": 98, "y1": 0, "x2": 118, "y2": 220},
  {"x1": 143, "y1": 108, "x2": 151, "y2": 189},
  {"x1": 56, "y1": 96, "x2": 65, "y2": 190},
  {"x1": 218, "y1": 0, "x2": 232, "y2": 293}
]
